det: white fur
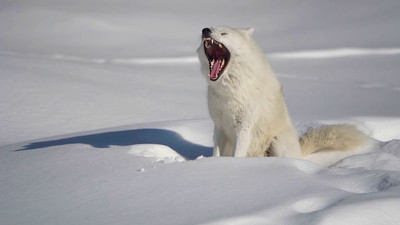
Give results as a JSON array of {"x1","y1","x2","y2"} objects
[{"x1": 197, "y1": 26, "x2": 371, "y2": 167}]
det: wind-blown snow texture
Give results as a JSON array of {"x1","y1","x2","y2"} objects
[{"x1": 1, "y1": 1, "x2": 400, "y2": 225}]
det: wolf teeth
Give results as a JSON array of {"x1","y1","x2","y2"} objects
[
  {"x1": 211, "y1": 39, "x2": 214, "y2": 44},
  {"x1": 218, "y1": 43, "x2": 222, "y2": 48},
  {"x1": 221, "y1": 59, "x2": 225, "y2": 67},
  {"x1": 211, "y1": 59, "x2": 215, "y2": 67}
]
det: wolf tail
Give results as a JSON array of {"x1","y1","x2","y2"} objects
[{"x1": 299, "y1": 124, "x2": 369, "y2": 156}]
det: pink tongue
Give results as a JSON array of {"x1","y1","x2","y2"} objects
[{"x1": 210, "y1": 59, "x2": 221, "y2": 80}]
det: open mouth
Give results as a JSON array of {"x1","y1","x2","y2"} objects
[{"x1": 203, "y1": 38, "x2": 230, "y2": 81}]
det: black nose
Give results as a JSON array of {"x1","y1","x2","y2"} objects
[{"x1": 202, "y1": 28, "x2": 212, "y2": 36}]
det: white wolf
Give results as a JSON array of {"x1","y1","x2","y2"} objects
[{"x1": 197, "y1": 26, "x2": 374, "y2": 167}]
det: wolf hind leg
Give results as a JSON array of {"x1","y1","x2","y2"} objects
[{"x1": 270, "y1": 125, "x2": 302, "y2": 158}]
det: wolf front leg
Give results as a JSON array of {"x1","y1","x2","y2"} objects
[
  {"x1": 213, "y1": 127, "x2": 233, "y2": 157},
  {"x1": 213, "y1": 127, "x2": 221, "y2": 157},
  {"x1": 233, "y1": 130, "x2": 252, "y2": 157}
]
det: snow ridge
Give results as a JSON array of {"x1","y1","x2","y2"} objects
[{"x1": 2, "y1": 47, "x2": 400, "y2": 66}]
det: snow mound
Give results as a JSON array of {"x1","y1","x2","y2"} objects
[
  {"x1": 1, "y1": 119, "x2": 400, "y2": 225},
  {"x1": 128, "y1": 144, "x2": 186, "y2": 163}
]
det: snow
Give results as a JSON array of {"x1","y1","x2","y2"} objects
[
  {"x1": 269, "y1": 47, "x2": 400, "y2": 59},
  {"x1": 1, "y1": 0, "x2": 400, "y2": 224}
]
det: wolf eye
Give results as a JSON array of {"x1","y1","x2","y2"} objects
[{"x1": 221, "y1": 33, "x2": 227, "y2": 36}]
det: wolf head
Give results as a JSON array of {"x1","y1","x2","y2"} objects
[{"x1": 197, "y1": 26, "x2": 255, "y2": 82}]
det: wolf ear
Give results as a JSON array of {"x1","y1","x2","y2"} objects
[{"x1": 239, "y1": 27, "x2": 254, "y2": 38}]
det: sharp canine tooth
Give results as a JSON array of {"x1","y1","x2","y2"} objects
[
  {"x1": 219, "y1": 43, "x2": 222, "y2": 48},
  {"x1": 211, "y1": 39, "x2": 214, "y2": 44},
  {"x1": 221, "y1": 59, "x2": 225, "y2": 67}
]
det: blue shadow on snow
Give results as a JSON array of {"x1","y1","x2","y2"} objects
[{"x1": 16, "y1": 128, "x2": 212, "y2": 160}]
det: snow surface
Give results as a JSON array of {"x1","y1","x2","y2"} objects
[{"x1": 1, "y1": 1, "x2": 400, "y2": 225}]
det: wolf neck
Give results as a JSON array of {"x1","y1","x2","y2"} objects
[{"x1": 209, "y1": 53, "x2": 280, "y2": 96}]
